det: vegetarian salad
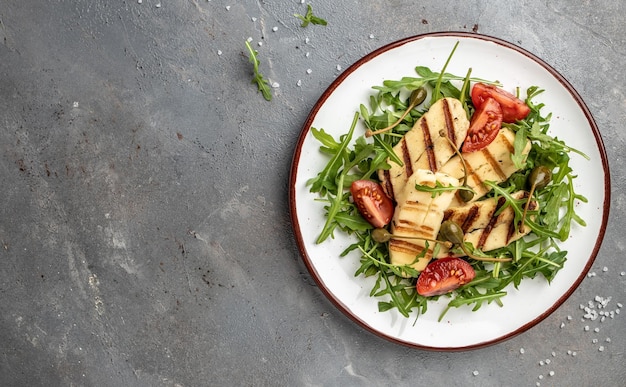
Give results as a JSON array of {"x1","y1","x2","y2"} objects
[{"x1": 306, "y1": 42, "x2": 588, "y2": 321}]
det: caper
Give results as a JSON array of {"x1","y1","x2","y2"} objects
[
  {"x1": 408, "y1": 86, "x2": 427, "y2": 107},
  {"x1": 371, "y1": 228, "x2": 392, "y2": 243},
  {"x1": 458, "y1": 188, "x2": 475, "y2": 203},
  {"x1": 528, "y1": 165, "x2": 552, "y2": 191},
  {"x1": 439, "y1": 220, "x2": 465, "y2": 245}
]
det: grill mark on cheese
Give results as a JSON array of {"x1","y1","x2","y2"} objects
[
  {"x1": 476, "y1": 196, "x2": 507, "y2": 248},
  {"x1": 442, "y1": 98, "x2": 457, "y2": 146},
  {"x1": 401, "y1": 139, "x2": 413, "y2": 178},
  {"x1": 420, "y1": 117, "x2": 437, "y2": 172},
  {"x1": 460, "y1": 205, "x2": 480, "y2": 233},
  {"x1": 389, "y1": 239, "x2": 433, "y2": 256},
  {"x1": 481, "y1": 147, "x2": 508, "y2": 181}
]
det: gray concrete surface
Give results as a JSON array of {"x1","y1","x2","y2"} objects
[{"x1": 0, "y1": 1, "x2": 624, "y2": 386}]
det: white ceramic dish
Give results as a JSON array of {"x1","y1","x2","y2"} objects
[{"x1": 289, "y1": 32, "x2": 610, "y2": 350}]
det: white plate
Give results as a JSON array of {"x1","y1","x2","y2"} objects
[{"x1": 289, "y1": 32, "x2": 610, "y2": 350}]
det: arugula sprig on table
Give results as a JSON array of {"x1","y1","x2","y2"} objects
[
  {"x1": 306, "y1": 56, "x2": 587, "y2": 320},
  {"x1": 294, "y1": 4, "x2": 328, "y2": 27},
  {"x1": 245, "y1": 40, "x2": 272, "y2": 101}
]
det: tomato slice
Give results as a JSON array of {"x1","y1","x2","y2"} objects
[
  {"x1": 416, "y1": 257, "x2": 476, "y2": 297},
  {"x1": 471, "y1": 83, "x2": 531, "y2": 123},
  {"x1": 461, "y1": 97, "x2": 503, "y2": 153},
  {"x1": 350, "y1": 180, "x2": 394, "y2": 228}
]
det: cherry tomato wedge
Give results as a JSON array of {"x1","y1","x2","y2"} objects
[
  {"x1": 350, "y1": 180, "x2": 394, "y2": 228},
  {"x1": 416, "y1": 257, "x2": 476, "y2": 297},
  {"x1": 471, "y1": 83, "x2": 531, "y2": 123},
  {"x1": 461, "y1": 97, "x2": 503, "y2": 153}
]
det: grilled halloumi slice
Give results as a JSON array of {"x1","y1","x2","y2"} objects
[
  {"x1": 436, "y1": 190, "x2": 536, "y2": 257},
  {"x1": 440, "y1": 127, "x2": 531, "y2": 207},
  {"x1": 378, "y1": 98, "x2": 469, "y2": 201},
  {"x1": 389, "y1": 169, "x2": 459, "y2": 274}
]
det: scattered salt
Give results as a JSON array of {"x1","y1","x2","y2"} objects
[
  {"x1": 226, "y1": 6, "x2": 231, "y2": 11},
  {"x1": 584, "y1": 325, "x2": 590, "y2": 331},
  {"x1": 296, "y1": 80, "x2": 302, "y2": 87},
  {"x1": 271, "y1": 82, "x2": 279, "y2": 88},
  {"x1": 156, "y1": 2, "x2": 161, "y2": 8},
  {"x1": 605, "y1": 337, "x2": 611, "y2": 343},
  {"x1": 560, "y1": 322, "x2": 565, "y2": 328},
  {"x1": 137, "y1": 0, "x2": 142, "y2": 3},
  {"x1": 336, "y1": 64, "x2": 342, "y2": 71},
  {"x1": 72, "y1": 101, "x2": 79, "y2": 108},
  {"x1": 272, "y1": 26, "x2": 278, "y2": 32},
  {"x1": 251, "y1": 17, "x2": 257, "y2": 22},
  {"x1": 549, "y1": 371, "x2": 555, "y2": 377},
  {"x1": 472, "y1": 370, "x2": 479, "y2": 376},
  {"x1": 369, "y1": 34, "x2": 375, "y2": 39},
  {"x1": 520, "y1": 348, "x2": 525, "y2": 354},
  {"x1": 305, "y1": 37, "x2": 310, "y2": 44},
  {"x1": 594, "y1": 327, "x2": 600, "y2": 333},
  {"x1": 545, "y1": 359, "x2": 551, "y2": 365},
  {"x1": 602, "y1": 266, "x2": 608, "y2": 272},
  {"x1": 258, "y1": 41, "x2": 263, "y2": 47},
  {"x1": 306, "y1": 69, "x2": 312, "y2": 74},
  {"x1": 217, "y1": 50, "x2": 222, "y2": 56},
  {"x1": 539, "y1": 360, "x2": 544, "y2": 366},
  {"x1": 592, "y1": 338, "x2": 598, "y2": 344},
  {"x1": 551, "y1": 351, "x2": 556, "y2": 357},
  {"x1": 598, "y1": 346, "x2": 605, "y2": 352},
  {"x1": 538, "y1": 375, "x2": 543, "y2": 380},
  {"x1": 247, "y1": 37, "x2": 253, "y2": 42},
  {"x1": 620, "y1": 271, "x2": 625, "y2": 276}
]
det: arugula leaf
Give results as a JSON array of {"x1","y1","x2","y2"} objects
[
  {"x1": 295, "y1": 4, "x2": 327, "y2": 27},
  {"x1": 245, "y1": 40, "x2": 272, "y2": 101}
]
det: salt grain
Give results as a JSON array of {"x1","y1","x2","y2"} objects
[
  {"x1": 217, "y1": 50, "x2": 222, "y2": 56},
  {"x1": 592, "y1": 338, "x2": 598, "y2": 344},
  {"x1": 560, "y1": 322, "x2": 565, "y2": 328},
  {"x1": 258, "y1": 41, "x2": 263, "y2": 47},
  {"x1": 598, "y1": 346, "x2": 605, "y2": 352},
  {"x1": 72, "y1": 101, "x2": 79, "y2": 108},
  {"x1": 137, "y1": 0, "x2": 142, "y2": 3},
  {"x1": 538, "y1": 375, "x2": 543, "y2": 380},
  {"x1": 594, "y1": 327, "x2": 600, "y2": 333},
  {"x1": 549, "y1": 371, "x2": 555, "y2": 377},
  {"x1": 551, "y1": 351, "x2": 556, "y2": 357},
  {"x1": 472, "y1": 370, "x2": 479, "y2": 376},
  {"x1": 155, "y1": 2, "x2": 161, "y2": 7},
  {"x1": 620, "y1": 271, "x2": 625, "y2": 276},
  {"x1": 539, "y1": 360, "x2": 544, "y2": 366},
  {"x1": 296, "y1": 80, "x2": 302, "y2": 87},
  {"x1": 520, "y1": 348, "x2": 525, "y2": 354},
  {"x1": 272, "y1": 26, "x2": 278, "y2": 32},
  {"x1": 226, "y1": 6, "x2": 231, "y2": 11},
  {"x1": 584, "y1": 325, "x2": 590, "y2": 331},
  {"x1": 605, "y1": 337, "x2": 611, "y2": 343},
  {"x1": 602, "y1": 266, "x2": 608, "y2": 272},
  {"x1": 271, "y1": 82, "x2": 279, "y2": 88},
  {"x1": 251, "y1": 17, "x2": 257, "y2": 22},
  {"x1": 306, "y1": 69, "x2": 312, "y2": 74},
  {"x1": 336, "y1": 64, "x2": 342, "y2": 71},
  {"x1": 369, "y1": 34, "x2": 375, "y2": 39}
]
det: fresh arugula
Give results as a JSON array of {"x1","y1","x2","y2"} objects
[
  {"x1": 295, "y1": 4, "x2": 328, "y2": 27},
  {"x1": 307, "y1": 45, "x2": 587, "y2": 320},
  {"x1": 245, "y1": 40, "x2": 272, "y2": 101}
]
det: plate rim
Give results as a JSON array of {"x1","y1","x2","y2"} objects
[{"x1": 288, "y1": 31, "x2": 611, "y2": 351}]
